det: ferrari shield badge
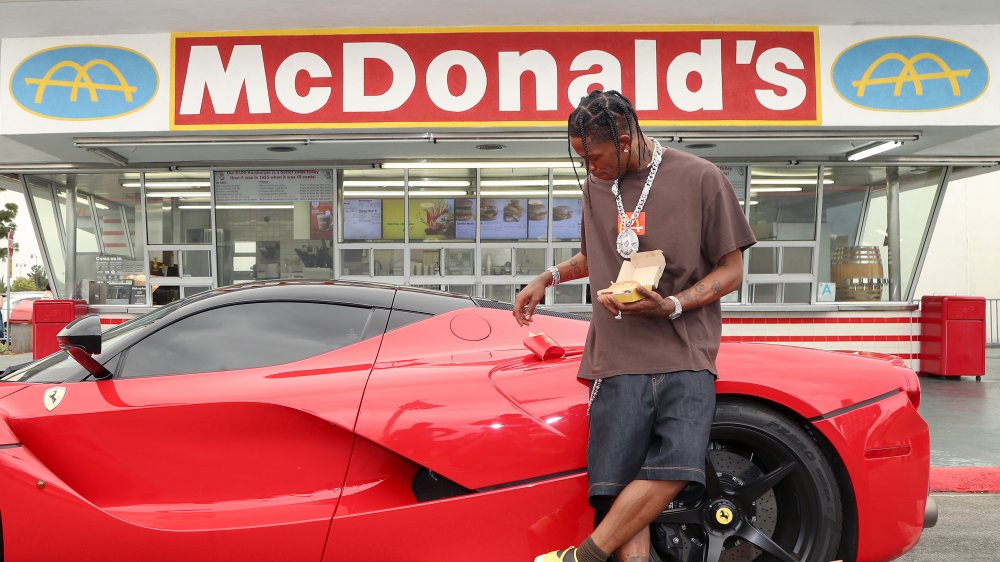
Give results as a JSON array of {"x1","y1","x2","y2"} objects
[{"x1": 44, "y1": 387, "x2": 66, "y2": 411}]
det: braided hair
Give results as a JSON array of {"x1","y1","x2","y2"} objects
[{"x1": 567, "y1": 90, "x2": 648, "y2": 209}]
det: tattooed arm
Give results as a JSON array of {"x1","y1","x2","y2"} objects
[
  {"x1": 610, "y1": 249, "x2": 744, "y2": 319},
  {"x1": 514, "y1": 252, "x2": 589, "y2": 326}
]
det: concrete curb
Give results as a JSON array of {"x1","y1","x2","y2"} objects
[{"x1": 930, "y1": 467, "x2": 1000, "y2": 493}]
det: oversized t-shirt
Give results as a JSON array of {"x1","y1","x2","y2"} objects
[{"x1": 578, "y1": 146, "x2": 756, "y2": 380}]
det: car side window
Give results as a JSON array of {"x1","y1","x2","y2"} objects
[
  {"x1": 118, "y1": 302, "x2": 375, "y2": 378},
  {"x1": 386, "y1": 310, "x2": 432, "y2": 332}
]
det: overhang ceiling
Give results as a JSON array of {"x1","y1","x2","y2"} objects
[{"x1": 1, "y1": 0, "x2": 999, "y2": 170}]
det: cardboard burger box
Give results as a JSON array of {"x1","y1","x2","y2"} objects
[{"x1": 597, "y1": 250, "x2": 666, "y2": 303}]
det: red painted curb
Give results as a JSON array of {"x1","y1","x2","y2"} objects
[{"x1": 931, "y1": 467, "x2": 1000, "y2": 493}]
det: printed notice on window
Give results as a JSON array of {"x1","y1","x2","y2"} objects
[{"x1": 214, "y1": 170, "x2": 335, "y2": 202}]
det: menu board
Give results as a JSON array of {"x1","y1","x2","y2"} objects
[
  {"x1": 343, "y1": 199, "x2": 382, "y2": 240},
  {"x1": 527, "y1": 199, "x2": 548, "y2": 240},
  {"x1": 718, "y1": 165, "x2": 748, "y2": 200},
  {"x1": 480, "y1": 198, "x2": 528, "y2": 240},
  {"x1": 453, "y1": 198, "x2": 476, "y2": 240},
  {"x1": 552, "y1": 198, "x2": 583, "y2": 240},
  {"x1": 409, "y1": 198, "x2": 455, "y2": 241},
  {"x1": 382, "y1": 199, "x2": 405, "y2": 240},
  {"x1": 214, "y1": 170, "x2": 334, "y2": 202},
  {"x1": 310, "y1": 201, "x2": 334, "y2": 239}
]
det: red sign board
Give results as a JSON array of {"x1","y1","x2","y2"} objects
[{"x1": 172, "y1": 26, "x2": 819, "y2": 129}]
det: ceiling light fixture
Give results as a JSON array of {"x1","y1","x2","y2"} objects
[
  {"x1": 847, "y1": 141, "x2": 904, "y2": 161},
  {"x1": 749, "y1": 187, "x2": 804, "y2": 193},
  {"x1": 382, "y1": 161, "x2": 580, "y2": 169},
  {"x1": 122, "y1": 181, "x2": 212, "y2": 188},
  {"x1": 749, "y1": 178, "x2": 834, "y2": 185},
  {"x1": 144, "y1": 192, "x2": 211, "y2": 198}
]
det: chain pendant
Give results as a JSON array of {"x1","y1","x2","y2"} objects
[{"x1": 616, "y1": 228, "x2": 640, "y2": 259}]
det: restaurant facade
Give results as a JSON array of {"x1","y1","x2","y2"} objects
[{"x1": 2, "y1": 24, "x2": 999, "y2": 368}]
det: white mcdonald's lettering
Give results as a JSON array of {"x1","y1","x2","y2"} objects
[
  {"x1": 177, "y1": 38, "x2": 809, "y2": 116},
  {"x1": 343, "y1": 42, "x2": 415, "y2": 112}
]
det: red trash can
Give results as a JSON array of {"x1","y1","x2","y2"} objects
[
  {"x1": 32, "y1": 300, "x2": 89, "y2": 360},
  {"x1": 921, "y1": 296, "x2": 986, "y2": 380}
]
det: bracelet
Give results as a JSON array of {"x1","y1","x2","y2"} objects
[
  {"x1": 666, "y1": 295, "x2": 682, "y2": 320},
  {"x1": 545, "y1": 266, "x2": 561, "y2": 286}
]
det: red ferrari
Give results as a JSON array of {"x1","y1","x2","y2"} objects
[{"x1": 0, "y1": 281, "x2": 932, "y2": 561}]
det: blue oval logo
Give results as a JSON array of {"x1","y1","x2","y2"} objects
[
  {"x1": 10, "y1": 45, "x2": 158, "y2": 120},
  {"x1": 832, "y1": 36, "x2": 989, "y2": 111}
]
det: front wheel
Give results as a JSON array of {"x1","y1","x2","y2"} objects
[{"x1": 651, "y1": 400, "x2": 843, "y2": 562}]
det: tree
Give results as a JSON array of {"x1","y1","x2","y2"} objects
[
  {"x1": 0, "y1": 202, "x2": 16, "y2": 262},
  {"x1": 11, "y1": 277, "x2": 35, "y2": 292},
  {"x1": 28, "y1": 265, "x2": 47, "y2": 291}
]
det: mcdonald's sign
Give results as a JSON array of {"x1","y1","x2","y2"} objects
[
  {"x1": 832, "y1": 36, "x2": 989, "y2": 111},
  {"x1": 10, "y1": 45, "x2": 159, "y2": 120}
]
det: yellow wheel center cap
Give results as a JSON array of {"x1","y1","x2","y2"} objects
[{"x1": 715, "y1": 506, "x2": 734, "y2": 525}]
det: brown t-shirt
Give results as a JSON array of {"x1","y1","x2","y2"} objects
[{"x1": 578, "y1": 146, "x2": 756, "y2": 380}]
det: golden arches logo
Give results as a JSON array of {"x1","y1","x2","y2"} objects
[
  {"x1": 24, "y1": 59, "x2": 137, "y2": 104},
  {"x1": 852, "y1": 52, "x2": 970, "y2": 98}
]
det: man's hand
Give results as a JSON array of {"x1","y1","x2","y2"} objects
[
  {"x1": 514, "y1": 278, "x2": 547, "y2": 326},
  {"x1": 613, "y1": 285, "x2": 675, "y2": 318}
]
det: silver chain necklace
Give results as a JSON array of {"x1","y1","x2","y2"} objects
[{"x1": 612, "y1": 138, "x2": 663, "y2": 259}]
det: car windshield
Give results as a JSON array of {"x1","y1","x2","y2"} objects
[
  {"x1": 1, "y1": 351, "x2": 87, "y2": 384},
  {"x1": 1, "y1": 290, "x2": 218, "y2": 384}
]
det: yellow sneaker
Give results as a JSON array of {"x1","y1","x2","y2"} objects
[{"x1": 534, "y1": 548, "x2": 578, "y2": 562}]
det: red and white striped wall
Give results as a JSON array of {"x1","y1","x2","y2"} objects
[{"x1": 722, "y1": 310, "x2": 922, "y2": 371}]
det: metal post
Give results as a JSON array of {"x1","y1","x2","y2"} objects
[
  {"x1": 65, "y1": 176, "x2": 78, "y2": 299},
  {"x1": 886, "y1": 168, "x2": 902, "y2": 301}
]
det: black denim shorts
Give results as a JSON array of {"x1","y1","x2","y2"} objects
[{"x1": 586, "y1": 370, "x2": 716, "y2": 506}]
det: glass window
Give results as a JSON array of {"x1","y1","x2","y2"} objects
[
  {"x1": 214, "y1": 170, "x2": 334, "y2": 285},
  {"x1": 386, "y1": 310, "x2": 432, "y2": 332},
  {"x1": 26, "y1": 173, "x2": 146, "y2": 301},
  {"x1": 749, "y1": 166, "x2": 819, "y2": 241},
  {"x1": 144, "y1": 171, "x2": 212, "y2": 245},
  {"x1": 410, "y1": 248, "x2": 441, "y2": 276},
  {"x1": 554, "y1": 284, "x2": 584, "y2": 304},
  {"x1": 181, "y1": 250, "x2": 212, "y2": 277},
  {"x1": 445, "y1": 284, "x2": 475, "y2": 296},
  {"x1": 340, "y1": 249, "x2": 370, "y2": 275},
  {"x1": 819, "y1": 166, "x2": 945, "y2": 301},
  {"x1": 516, "y1": 248, "x2": 545, "y2": 275},
  {"x1": 482, "y1": 248, "x2": 512, "y2": 276},
  {"x1": 373, "y1": 248, "x2": 403, "y2": 277},
  {"x1": 782, "y1": 247, "x2": 813, "y2": 274},
  {"x1": 483, "y1": 284, "x2": 514, "y2": 302},
  {"x1": 25, "y1": 177, "x2": 66, "y2": 294},
  {"x1": 480, "y1": 168, "x2": 548, "y2": 241},
  {"x1": 444, "y1": 248, "x2": 474, "y2": 276},
  {"x1": 118, "y1": 302, "x2": 374, "y2": 378},
  {"x1": 341, "y1": 169, "x2": 404, "y2": 242},
  {"x1": 409, "y1": 168, "x2": 475, "y2": 242}
]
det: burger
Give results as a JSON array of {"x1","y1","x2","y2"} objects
[
  {"x1": 480, "y1": 199, "x2": 498, "y2": 221},
  {"x1": 552, "y1": 205, "x2": 573, "y2": 221},
  {"x1": 503, "y1": 199, "x2": 523, "y2": 222},
  {"x1": 454, "y1": 199, "x2": 474, "y2": 221},
  {"x1": 528, "y1": 200, "x2": 547, "y2": 221}
]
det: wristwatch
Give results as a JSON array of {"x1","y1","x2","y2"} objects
[
  {"x1": 545, "y1": 266, "x2": 561, "y2": 286},
  {"x1": 666, "y1": 295, "x2": 682, "y2": 320}
]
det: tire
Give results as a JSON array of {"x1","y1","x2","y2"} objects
[{"x1": 650, "y1": 399, "x2": 843, "y2": 562}]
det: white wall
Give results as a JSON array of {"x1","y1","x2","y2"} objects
[{"x1": 914, "y1": 169, "x2": 1000, "y2": 299}]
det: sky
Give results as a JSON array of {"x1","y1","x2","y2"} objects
[{"x1": 0, "y1": 188, "x2": 43, "y2": 280}]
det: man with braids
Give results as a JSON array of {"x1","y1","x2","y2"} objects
[{"x1": 514, "y1": 90, "x2": 755, "y2": 562}]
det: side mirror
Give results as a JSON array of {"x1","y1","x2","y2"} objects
[
  {"x1": 58, "y1": 314, "x2": 102, "y2": 354},
  {"x1": 58, "y1": 315, "x2": 109, "y2": 379}
]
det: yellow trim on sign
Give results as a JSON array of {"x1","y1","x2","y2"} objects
[
  {"x1": 171, "y1": 24, "x2": 820, "y2": 39},
  {"x1": 11, "y1": 43, "x2": 159, "y2": 122},
  {"x1": 171, "y1": 118, "x2": 821, "y2": 131},
  {"x1": 814, "y1": 30, "x2": 824, "y2": 125}
]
